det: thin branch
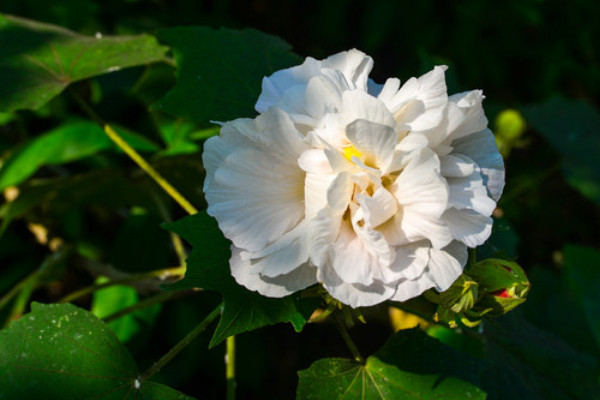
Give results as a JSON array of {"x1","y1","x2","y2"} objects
[
  {"x1": 140, "y1": 303, "x2": 222, "y2": 382},
  {"x1": 334, "y1": 313, "x2": 365, "y2": 364},
  {"x1": 102, "y1": 291, "x2": 176, "y2": 323}
]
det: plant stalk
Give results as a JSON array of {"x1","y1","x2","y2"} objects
[{"x1": 140, "y1": 303, "x2": 222, "y2": 382}]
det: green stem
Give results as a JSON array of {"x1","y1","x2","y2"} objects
[
  {"x1": 57, "y1": 266, "x2": 185, "y2": 304},
  {"x1": 226, "y1": 336, "x2": 236, "y2": 400},
  {"x1": 70, "y1": 90, "x2": 198, "y2": 216},
  {"x1": 140, "y1": 302, "x2": 222, "y2": 382},
  {"x1": 103, "y1": 291, "x2": 176, "y2": 323},
  {"x1": 0, "y1": 270, "x2": 38, "y2": 312},
  {"x1": 334, "y1": 313, "x2": 365, "y2": 364}
]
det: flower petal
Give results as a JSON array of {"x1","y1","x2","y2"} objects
[
  {"x1": 442, "y1": 208, "x2": 492, "y2": 248},
  {"x1": 322, "y1": 49, "x2": 373, "y2": 90},
  {"x1": 317, "y1": 263, "x2": 396, "y2": 307},
  {"x1": 426, "y1": 241, "x2": 468, "y2": 291},
  {"x1": 345, "y1": 119, "x2": 397, "y2": 169},
  {"x1": 385, "y1": 66, "x2": 449, "y2": 131},
  {"x1": 447, "y1": 171, "x2": 497, "y2": 216},
  {"x1": 452, "y1": 129, "x2": 505, "y2": 201},
  {"x1": 231, "y1": 246, "x2": 317, "y2": 297}
]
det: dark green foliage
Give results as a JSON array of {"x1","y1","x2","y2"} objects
[
  {"x1": 155, "y1": 26, "x2": 301, "y2": 124},
  {"x1": 0, "y1": 303, "x2": 195, "y2": 399}
]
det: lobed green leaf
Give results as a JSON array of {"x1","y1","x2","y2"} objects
[
  {"x1": 297, "y1": 328, "x2": 487, "y2": 400},
  {"x1": 155, "y1": 26, "x2": 301, "y2": 123}
]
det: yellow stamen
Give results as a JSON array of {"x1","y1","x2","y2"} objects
[{"x1": 343, "y1": 145, "x2": 362, "y2": 161}]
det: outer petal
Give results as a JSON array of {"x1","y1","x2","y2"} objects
[
  {"x1": 442, "y1": 208, "x2": 492, "y2": 248},
  {"x1": 451, "y1": 129, "x2": 505, "y2": 201},
  {"x1": 383, "y1": 66, "x2": 449, "y2": 131},
  {"x1": 391, "y1": 272, "x2": 436, "y2": 302},
  {"x1": 256, "y1": 57, "x2": 321, "y2": 113},
  {"x1": 322, "y1": 49, "x2": 373, "y2": 90},
  {"x1": 230, "y1": 246, "x2": 317, "y2": 297},
  {"x1": 205, "y1": 109, "x2": 308, "y2": 252},
  {"x1": 447, "y1": 172, "x2": 497, "y2": 216},
  {"x1": 426, "y1": 241, "x2": 468, "y2": 291},
  {"x1": 240, "y1": 221, "x2": 310, "y2": 278},
  {"x1": 317, "y1": 262, "x2": 396, "y2": 308}
]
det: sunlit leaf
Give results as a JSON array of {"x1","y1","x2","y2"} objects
[
  {"x1": 155, "y1": 26, "x2": 301, "y2": 123},
  {"x1": 0, "y1": 120, "x2": 159, "y2": 191},
  {"x1": 0, "y1": 14, "x2": 168, "y2": 112},
  {"x1": 164, "y1": 212, "x2": 317, "y2": 347},
  {"x1": 0, "y1": 302, "x2": 195, "y2": 399},
  {"x1": 91, "y1": 277, "x2": 161, "y2": 343},
  {"x1": 297, "y1": 328, "x2": 487, "y2": 400},
  {"x1": 523, "y1": 97, "x2": 600, "y2": 204}
]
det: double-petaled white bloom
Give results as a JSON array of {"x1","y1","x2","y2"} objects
[{"x1": 203, "y1": 49, "x2": 504, "y2": 308}]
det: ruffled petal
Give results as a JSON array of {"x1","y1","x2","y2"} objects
[
  {"x1": 451, "y1": 129, "x2": 505, "y2": 201},
  {"x1": 240, "y1": 221, "x2": 310, "y2": 278},
  {"x1": 385, "y1": 66, "x2": 449, "y2": 131},
  {"x1": 256, "y1": 57, "x2": 321, "y2": 113},
  {"x1": 447, "y1": 172, "x2": 497, "y2": 216},
  {"x1": 442, "y1": 208, "x2": 492, "y2": 248},
  {"x1": 322, "y1": 49, "x2": 373, "y2": 90},
  {"x1": 317, "y1": 262, "x2": 396, "y2": 308},
  {"x1": 345, "y1": 119, "x2": 397, "y2": 169},
  {"x1": 426, "y1": 241, "x2": 468, "y2": 291},
  {"x1": 231, "y1": 246, "x2": 317, "y2": 297}
]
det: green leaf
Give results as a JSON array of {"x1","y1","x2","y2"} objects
[
  {"x1": 483, "y1": 313, "x2": 600, "y2": 400},
  {"x1": 0, "y1": 120, "x2": 159, "y2": 190},
  {"x1": 155, "y1": 26, "x2": 301, "y2": 123},
  {"x1": 0, "y1": 14, "x2": 168, "y2": 112},
  {"x1": 0, "y1": 302, "x2": 194, "y2": 399},
  {"x1": 297, "y1": 328, "x2": 487, "y2": 400},
  {"x1": 564, "y1": 245, "x2": 600, "y2": 351},
  {"x1": 165, "y1": 212, "x2": 317, "y2": 347},
  {"x1": 522, "y1": 97, "x2": 600, "y2": 204},
  {"x1": 91, "y1": 277, "x2": 161, "y2": 343}
]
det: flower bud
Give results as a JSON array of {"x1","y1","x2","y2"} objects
[
  {"x1": 439, "y1": 274, "x2": 479, "y2": 314},
  {"x1": 468, "y1": 258, "x2": 530, "y2": 317}
]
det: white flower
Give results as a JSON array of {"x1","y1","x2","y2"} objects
[{"x1": 203, "y1": 49, "x2": 504, "y2": 308}]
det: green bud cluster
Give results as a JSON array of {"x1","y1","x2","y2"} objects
[{"x1": 426, "y1": 258, "x2": 530, "y2": 328}]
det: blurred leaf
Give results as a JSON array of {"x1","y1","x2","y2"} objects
[
  {"x1": 0, "y1": 302, "x2": 195, "y2": 399},
  {"x1": 477, "y1": 217, "x2": 519, "y2": 260},
  {"x1": 0, "y1": 14, "x2": 168, "y2": 112},
  {"x1": 155, "y1": 26, "x2": 301, "y2": 123},
  {"x1": 0, "y1": 154, "x2": 203, "y2": 235},
  {"x1": 0, "y1": 120, "x2": 159, "y2": 191},
  {"x1": 482, "y1": 313, "x2": 600, "y2": 400},
  {"x1": 109, "y1": 211, "x2": 171, "y2": 273},
  {"x1": 522, "y1": 97, "x2": 600, "y2": 204},
  {"x1": 297, "y1": 328, "x2": 487, "y2": 400},
  {"x1": 524, "y1": 266, "x2": 599, "y2": 357},
  {"x1": 91, "y1": 277, "x2": 161, "y2": 343},
  {"x1": 164, "y1": 212, "x2": 317, "y2": 347},
  {"x1": 564, "y1": 245, "x2": 600, "y2": 351}
]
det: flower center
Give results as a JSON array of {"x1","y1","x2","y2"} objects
[{"x1": 343, "y1": 145, "x2": 362, "y2": 162}]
